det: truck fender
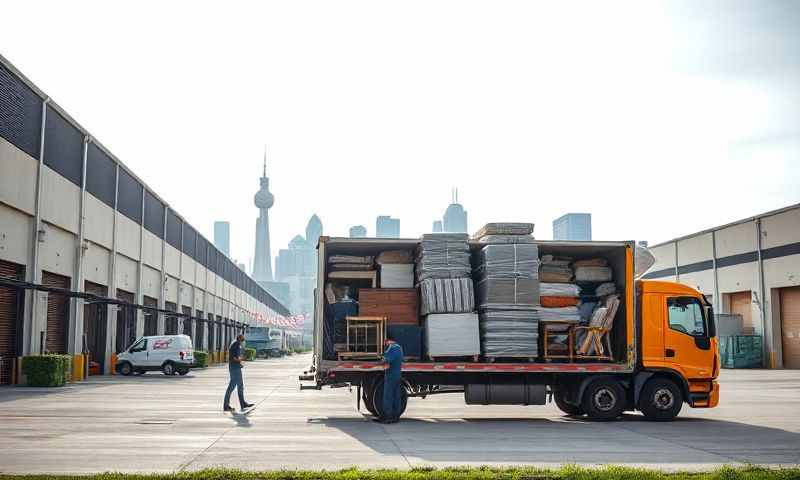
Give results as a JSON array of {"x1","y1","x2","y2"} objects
[{"x1": 635, "y1": 369, "x2": 691, "y2": 406}]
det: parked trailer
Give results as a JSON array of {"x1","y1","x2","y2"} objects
[{"x1": 300, "y1": 237, "x2": 720, "y2": 421}]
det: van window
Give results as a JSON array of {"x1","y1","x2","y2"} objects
[
  {"x1": 667, "y1": 297, "x2": 707, "y2": 337},
  {"x1": 130, "y1": 339, "x2": 147, "y2": 352}
]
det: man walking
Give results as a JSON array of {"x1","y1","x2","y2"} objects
[
  {"x1": 377, "y1": 335, "x2": 404, "y2": 424},
  {"x1": 224, "y1": 334, "x2": 254, "y2": 412}
]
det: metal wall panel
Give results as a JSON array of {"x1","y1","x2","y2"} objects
[
  {"x1": 182, "y1": 224, "x2": 196, "y2": 256},
  {"x1": 43, "y1": 106, "x2": 83, "y2": 187},
  {"x1": 86, "y1": 143, "x2": 116, "y2": 208},
  {"x1": 143, "y1": 190, "x2": 164, "y2": 239},
  {"x1": 117, "y1": 169, "x2": 142, "y2": 223},
  {"x1": 166, "y1": 209, "x2": 181, "y2": 250},
  {"x1": 0, "y1": 63, "x2": 42, "y2": 159}
]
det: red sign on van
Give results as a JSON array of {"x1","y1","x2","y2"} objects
[{"x1": 152, "y1": 339, "x2": 172, "y2": 350}]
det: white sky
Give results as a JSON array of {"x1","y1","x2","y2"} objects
[{"x1": 2, "y1": 1, "x2": 798, "y2": 270}]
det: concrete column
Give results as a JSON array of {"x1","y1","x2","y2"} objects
[
  {"x1": 158, "y1": 207, "x2": 168, "y2": 335},
  {"x1": 105, "y1": 159, "x2": 120, "y2": 373},
  {"x1": 69, "y1": 135, "x2": 90, "y2": 356},
  {"x1": 711, "y1": 231, "x2": 721, "y2": 313},
  {"x1": 755, "y1": 219, "x2": 771, "y2": 366},
  {"x1": 25, "y1": 98, "x2": 50, "y2": 356},
  {"x1": 135, "y1": 187, "x2": 145, "y2": 339}
]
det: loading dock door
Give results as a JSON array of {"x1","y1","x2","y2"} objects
[
  {"x1": 115, "y1": 289, "x2": 136, "y2": 353},
  {"x1": 42, "y1": 272, "x2": 70, "y2": 353},
  {"x1": 84, "y1": 282, "x2": 108, "y2": 373},
  {"x1": 0, "y1": 260, "x2": 24, "y2": 385},
  {"x1": 730, "y1": 291, "x2": 754, "y2": 334},
  {"x1": 182, "y1": 306, "x2": 192, "y2": 339},
  {"x1": 143, "y1": 296, "x2": 158, "y2": 336},
  {"x1": 780, "y1": 286, "x2": 800, "y2": 369}
]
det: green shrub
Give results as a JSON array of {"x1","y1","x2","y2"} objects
[
  {"x1": 193, "y1": 350, "x2": 209, "y2": 368},
  {"x1": 244, "y1": 347, "x2": 257, "y2": 361},
  {"x1": 22, "y1": 354, "x2": 71, "y2": 387}
]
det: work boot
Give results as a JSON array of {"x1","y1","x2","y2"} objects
[
  {"x1": 223, "y1": 405, "x2": 235, "y2": 412},
  {"x1": 242, "y1": 402, "x2": 255, "y2": 409}
]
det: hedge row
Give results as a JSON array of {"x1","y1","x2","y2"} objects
[
  {"x1": 244, "y1": 347, "x2": 257, "y2": 361},
  {"x1": 193, "y1": 351, "x2": 209, "y2": 368},
  {"x1": 21, "y1": 355, "x2": 71, "y2": 387}
]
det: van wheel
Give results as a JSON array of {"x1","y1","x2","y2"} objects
[
  {"x1": 581, "y1": 378, "x2": 625, "y2": 421},
  {"x1": 554, "y1": 391, "x2": 584, "y2": 416},
  {"x1": 162, "y1": 362, "x2": 176, "y2": 376},
  {"x1": 639, "y1": 378, "x2": 683, "y2": 421},
  {"x1": 118, "y1": 362, "x2": 133, "y2": 376}
]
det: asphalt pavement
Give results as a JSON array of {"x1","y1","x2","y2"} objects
[{"x1": 0, "y1": 353, "x2": 798, "y2": 474}]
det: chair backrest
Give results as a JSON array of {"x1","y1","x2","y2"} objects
[
  {"x1": 587, "y1": 307, "x2": 608, "y2": 328},
  {"x1": 600, "y1": 295, "x2": 620, "y2": 330}
]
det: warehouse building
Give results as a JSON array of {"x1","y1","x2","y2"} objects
[
  {"x1": 644, "y1": 203, "x2": 800, "y2": 369},
  {"x1": 0, "y1": 55, "x2": 289, "y2": 383}
]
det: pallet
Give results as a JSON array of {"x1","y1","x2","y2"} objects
[
  {"x1": 428, "y1": 355, "x2": 480, "y2": 362},
  {"x1": 483, "y1": 355, "x2": 538, "y2": 363},
  {"x1": 338, "y1": 352, "x2": 382, "y2": 361}
]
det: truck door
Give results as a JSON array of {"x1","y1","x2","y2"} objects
[{"x1": 663, "y1": 296, "x2": 715, "y2": 379}]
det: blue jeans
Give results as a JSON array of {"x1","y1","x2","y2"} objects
[
  {"x1": 382, "y1": 377, "x2": 402, "y2": 420},
  {"x1": 224, "y1": 366, "x2": 246, "y2": 407}
]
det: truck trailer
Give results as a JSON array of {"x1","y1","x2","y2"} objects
[{"x1": 300, "y1": 237, "x2": 720, "y2": 421}]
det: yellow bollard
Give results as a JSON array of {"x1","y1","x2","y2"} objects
[
  {"x1": 110, "y1": 353, "x2": 118, "y2": 375},
  {"x1": 72, "y1": 354, "x2": 85, "y2": 382}
]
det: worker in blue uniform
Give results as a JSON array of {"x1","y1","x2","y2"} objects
[{"x1": 377, "y1": 335, "x2": 404, "y2": 424}]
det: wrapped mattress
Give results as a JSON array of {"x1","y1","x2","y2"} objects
[
  {"x1": 419, "y1": 277, "x2": 475, "y2": 315},
  {"x1": 474, "y1": 244, "x2": 540, "y2": 310},
  {"x1": 424, "y1": 313, "x2": 480, "y2": 357},
  {"x1": 574, "y1": 266, "x2": 613, "y2": 282},
  {"x1": 479, "y1": 309, "x2": 539, "y2": 357},
  {"x1": 473, "y1": 222, "x2": 534, "y2": 238},
  {"x1": 415, "y1": 233, "x2": 472, "y2": 280},
  {"x1": 540, "y1": 282, "x2": 580, "y2": 297}
]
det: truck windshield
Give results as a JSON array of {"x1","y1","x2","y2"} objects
[{"x1": 667, "y1": 297, "x2": 707, "y2": 337}]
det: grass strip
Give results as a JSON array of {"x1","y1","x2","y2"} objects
[{"x1": 1, "y1": 465, "x2": 799, "y2": 480}]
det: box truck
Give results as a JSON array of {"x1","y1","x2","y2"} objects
[{"x1": 299, "y1": 237, "x2": 720, "y2": 421}]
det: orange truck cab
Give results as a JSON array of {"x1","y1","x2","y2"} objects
[{"x1": 301, "y1": 238, "x2": 719, "y2": 421}]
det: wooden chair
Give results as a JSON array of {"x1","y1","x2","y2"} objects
[
  {"x1": 541, "y1": 319, "x2": 579, "y2": 361},
  {"x1": 574, "y1": 294, "x2": 619, "y2": 360}
]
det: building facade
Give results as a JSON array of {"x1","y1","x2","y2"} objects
[
  {"x1": 349, "y1": 225, "x2": 366, "y2": 238},
  {"x1": 0, "y1": 55, "x2": 289, "y2": 383},
  {"x1": 553, "y1": 213, "x2": 592, "y2": 241},
  {"x1": 376, "y1": 216, "x2": 400, "y2": 238},
  {"x1": 213, "y1": 221, "x2": 230, "y2": 257},
  {"x1": 274, "y1": 215, "x2": 322, "y2": 319},
  {"x1": 645, "y1": 203, "x2": 800, "y2": 369},
  {"x1": 433, "y1": 189, "x2": 467, "y2": 233}
]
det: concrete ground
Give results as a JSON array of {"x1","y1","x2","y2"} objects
[{"x1": 0, "y1": 353, "x2": 798, "y2": 474}]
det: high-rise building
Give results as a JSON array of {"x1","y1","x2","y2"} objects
[
  {"x1": 434, "y1": 188, "x2": 468, "y2": 233},
  {"x1": 349, "y1": 225, "x2": 367, "y2": 237},
  {"x1": 274, "y1": 215, "x2": 322, "y2": 318},
  {"x1": 213, "y1": 221, "x2": 231, "y2": 257},
  {"x1": 376, "y1": 216, "x2": 400, "y2": 238},
  {"x1": 253, "y1": 155, "x2": 274, "y2": 282},
  {"x1": 553, "y1": 213, "x2": 592, "y2": 241}
]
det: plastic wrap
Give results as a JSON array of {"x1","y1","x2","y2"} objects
[
  {"x1": 473, "y1": 222, "x2": 534, "y2": 238},
  {"x1": 379, "y1": 264, "x2": 414, "y2": 288},
  {"x1": 538, "y1": 306, "x2": 581, "y2": 322},
  {"x1": 475, "y1": 235, "x2": 536, "y2": 244},
  {"x1": 574, "y1": 266, "x2": 613, "y2": 282},
  {"x1": 424, "y1": 313, "x2": 480, "y2": 357},
  {"x1": 415, "y1": 233, "x2": 472, "y2": 280},
  {"x1": 540, "y1": 282, "x2": 581, "y2": 297},
  {"x1": 329, "y1": 255, "x2": 373, "y2": 265},
  {"x1": 476, "y1": 278, "x2": 539, "y2": 310},
  {"x1": 419, "y1": 277, "x2": 475, "y2": 315},
  {"x1": 474, "y1": 244, "x2": 540, "y2": 310},
  {"x1": 479, "y1": 309, "x2": 539, "y2": 357}
]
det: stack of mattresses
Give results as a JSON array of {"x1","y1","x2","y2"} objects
[
  {"x1": 377, "y1": 250, "x2": 414, "y2": 288},
  {"x1": 473, "y1": 222, "x2": 535, "y2": 244},
  {"x1": 474, "y1": 240, "x2": 541, "y2": 359},
  {"x1": 416, "y1": 234, "x2": 478, "y2": 358},
  {"x1": 479, "y1": 310, "x2": 539, "y2": 357},
  {"x1": 424, "y1": 313, "x2": 480, "y2": 358}
]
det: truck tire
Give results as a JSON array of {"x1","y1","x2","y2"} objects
[
  {"x1": 362, "y1": 384, "x2": 377, "y2": 416},
  {"x1": 639, "y1": 378, "x2": 683, "y2": 421},
  {"x1": 371, "y1": 378, "x2": 408, "y2": 419},
  {"x1": 554, "y1": 391, "x2": 584, "y2": 416},
  {"x1": 581, "y1": 378, "x2": 625, "y2": 421}
]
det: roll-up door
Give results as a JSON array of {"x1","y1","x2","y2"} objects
[
  {"x1": 207, "y1": 313, "x2": 215, "y2": 352},
  {"x1": 116, "y1": 289, "x2": 136, "y2": 352},
  {"x1": 182, "y1": 306, "x2": 192, "y2": 339},
  {"x1": 42, "y1": 271, "x2": 70, "y2": 353},
  {"x1": 0, "y1": 260, "x2": 24, "y2": 385},
  {"x1": 165, "y1": 301, "x2": 178, "y2": 335},
  {"x1": 84, "y1": 281, "x2": 108, "y2": 373},
  {"x1": 143, "y1": 296, "x2": 158, "y2": 336},
  {"x1": 780, "y1": 286, "x2": 800, "y2": 369},
  {"x1": 730, "y1": 291, "x2": 754, "y2": 334},
  {"x1": 195, "y1": 310, "x2": 205, "y2": 350}
]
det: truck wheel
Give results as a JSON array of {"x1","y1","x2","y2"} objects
[
  {"x1": 118, "y1": 362, "x2": 133, "y2": 376},
  {"x1": 639, "y1": 378, "x2": 683, "y2": 421},
  {"x1": 162, "y1": 362, "x2": 176, "y2": 376},
  {"x1": 371, "y1": 378, "x2": 408, "y2": 419},
  {"x1": 581, "y1": 378, "x2": 625, "y2": 421},
  {"x1": 362, "y1": 386, "x2": 377, "y2": 416},
  {"x1": 554, "y1": 391, "x2": 584, "y2": 416}
]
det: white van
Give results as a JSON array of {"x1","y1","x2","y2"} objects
[{"x1": 116, "y1": 335, "x2": 194, "y2": 376}]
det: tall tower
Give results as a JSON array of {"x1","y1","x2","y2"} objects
[{"x1": 253, "y1": 153, "x2": 274, "y2": 282}]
